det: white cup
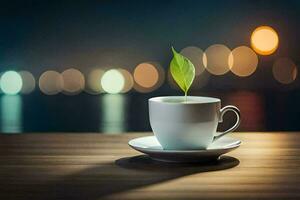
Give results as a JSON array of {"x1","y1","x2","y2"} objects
[{"x1": 149, "y1": 96, "x2": 241, "y2": 150}]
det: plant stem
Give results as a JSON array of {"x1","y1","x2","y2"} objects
[{"x1": 185, "y1": 91, "x2": 187, "y2": 102}]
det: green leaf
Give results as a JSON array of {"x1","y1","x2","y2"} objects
[{"x1": 170, "y1": 47, "x2": 195, "y2": 97}]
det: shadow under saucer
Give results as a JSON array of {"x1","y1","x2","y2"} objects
[{"x1": 115, "y1": 155, "x2": 239, "y2": 172}]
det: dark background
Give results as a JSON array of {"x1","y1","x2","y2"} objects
[{"x1": 0, "y1": 0, "x2": 299, "y2": 133}]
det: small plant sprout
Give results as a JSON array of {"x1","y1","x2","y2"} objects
[{"x1": 170, "y1": 47, "x2": 195, "y2": 101}]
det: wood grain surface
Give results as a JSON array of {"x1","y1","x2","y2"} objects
[{"x1": 0, "y1": 132, "x2": 299, "y2": 200}]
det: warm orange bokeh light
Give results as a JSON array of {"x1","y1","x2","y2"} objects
[
  {"x1": 39, "y1": 70, "x2": 63, "y2": 95},
  {"x1": 251, "y1": 26, "x2": 279, "y2": 55},
  {"x1": 61, "y1": 68, "x2": 85, "y2": 95},
  {"x1": 134, "y1": 63, "x2": 159, "y2": 88},
  {"x1": 229, "y1": 46, "x2": 258, "y2": 77},
  {"x1": 203, "y1": 44, "x2": 231, "y2": 75}
]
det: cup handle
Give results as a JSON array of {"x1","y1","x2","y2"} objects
[{"x1": 213, "y1": 105, "x2": 241, "y2": 142}]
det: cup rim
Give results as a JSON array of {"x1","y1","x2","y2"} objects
[{"x1": 149, "y1": 96, "x2": 220, "y2": 104}]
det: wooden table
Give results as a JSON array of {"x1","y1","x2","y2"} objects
[{"x1": 0, "y1": 132, "x2": 299, "y2": 200}]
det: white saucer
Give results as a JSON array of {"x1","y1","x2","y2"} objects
[{"x1": 129, "y1": 135, "x2": 241, "y2": 163}]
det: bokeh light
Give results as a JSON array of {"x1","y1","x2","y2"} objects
[
  {"x1": 85, "y1": 69, "x2": 104, "y2": 94},
  {"x1": 118, "y1": 69, "x2": 134, "y2": 93},
  {"x1": 133, "y1": 62, "x2": 164, "y2": 92},
  {"x1": 134, "y1": 63, "x2": 159, "y2": 88},
  {"x1": 19, "y1": 71, "x2": 36, "y2": 94},
  {"x1": 0, "y1": 71, "x2": 23, "y2": 95},
  {"x1": 180, "y1": 46, "x2": 205, "y2": 76},
  {"x1": 272, "y1": 57, "x2": 297, "y2": 84},
  {"x1": 39, "y1": 70, "x2": 63, "y2": 95},
  {"x1": 203, "y1": 44, "x2": 231, "y2": 75},
  {"x1": 101, "y1": 69, "x2": 125, "y2": 94},
  {"x1": 229, "y1": 46, "x2": 258, "y2": 77},
  {"x1": 61, "y1": 68, "x2": 85, "y2": 95},
  {"x1": 251, "y1": 26, "x2": 279, "y2": 55}
]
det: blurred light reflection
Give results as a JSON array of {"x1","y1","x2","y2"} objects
[
  {"x1": 85, "y1": 69, "x2": 104, "y2": 94},
  {"x1": 0, "y1": 71, "x2": 23, "y2": 95},
  {"x1": 39, "y1": 71, "x2": 63, "y2": 95},
  {"x1": 1, "y1": 95, "x2": 22, "y2": 133},
  {"x1": 272, "y1": 57, "x2": 297, "y2": 84},
  {"x1": 101, "y1": 69, "x2": 125, "y2": 94},
  {"x1": 134, "y1": 62, "x2": 164, "y2": 93},
  {"x1": 101, "y1": 94, "x2": 126, "y2": 133},
  {"x1": 203, "y1": 44, "x2": 231, "y2": 75},
  {"x1": 229, "y1": 46, "x2": 258, "y2": 77},
  {"x1": 134, "y1": 63, "x2": 158, "y2": 88},
  {"x1": 19, "y1": 71, "x2": 36, "y2": 94},
  {"x1": 61, "y1": 68, "x2": 85, "y2": 95},
  {"x1": 251, "y1": 26, "x2": 279, "y2": 55},
  {"x1": 118, "y1": 69, "x2": 134, "y2": 93}
]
